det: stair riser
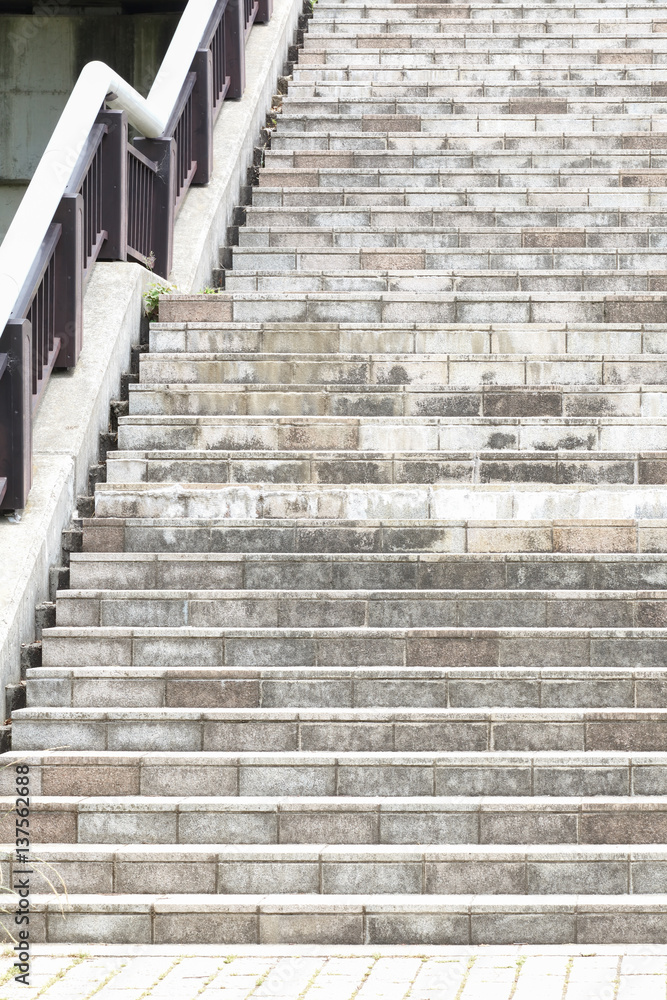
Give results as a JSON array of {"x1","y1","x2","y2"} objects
[
  {"x1": 13, "y1": 899, "x2": 667, "y2": 946},
  {"x1": 92, "y1": 482, "x2": 667, "y2": 522},
  {"x1": 68, "y1": 554, "x2": 667, "y2": 591},
  {"x1": 264, "y1": 152, "x2": 667, "y2": 167},
  {"x1": 231, "y1": 253, "x2": 667, "y2": 275},
  {"x1": 138, "y1": 357, "x2": 667, "y2": 387},
  {"x1": 149, "y1": 292, "x2": 667, "y2": 323},
  {"x1": 9, "y1": 802, "x2": 667, "y2": 846},
  {"x1": 236, "y1": 230, "x2": 667, "y2": 249},
  {"x1": 103, "y1": 453, "x2": 667, "y2": 487},
  {"x1": 295, "y1": 52, "x2": 667, "y2": 68},
  {"x1": 129, "y1": 385, "x2": 667, "y2": 419},
  {"x1": 26, "y1": 672, "x2": 667, "y2": 709},
  {"x1": 81, "y1": 518, "x2": 662, "y2": 555},
  {"x1": 39, "y1": 627, "x2": 667, "y2": 668},
  {"x1": 52, "y1": 592, "x2": 667, "y2": 630},
  {"x1": 12, "y1": 715, "x2": 667, "y2": 753},
  {"x1": 2, "y1": 753, "x2": 661, "y2": 798},
  {"x1": 146, "y1": 328, "x2": 667, "y2": 353},
  {"x1": 270, "y1": 135, "x2": 667, "y2": 152},
  {"x1": 223, "y1": 274, "x2": 667, "y2": 294},
  {"x1": 11, "y1": 852, "x2": 667, "y2": 897},
  {"x1": 116, "y1": 422, "x2": 667, "y2": 454}
]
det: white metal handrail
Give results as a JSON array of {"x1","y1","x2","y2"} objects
[{"x1": 0, "y1": 0, "x2": 219, "y2": 336}]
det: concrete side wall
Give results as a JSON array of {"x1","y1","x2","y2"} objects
[
  {"x1": 0, "y1": 13, "x2": 177, "y2": 181},
  {"x1": 0, "y1": 0, "x2": 302, "y2": 710},
  {"x1": 0, "y1": 183, "x2": 27, "y2": 243}
]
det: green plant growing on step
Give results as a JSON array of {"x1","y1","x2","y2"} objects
[
  {"x1": 144, "y1": 280, "x2": 177, "y2": 322},
  {"x1": 199, "y1": 286, "x2": 220, "y2": 294}
]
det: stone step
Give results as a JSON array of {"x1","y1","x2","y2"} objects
[
  {"x1": 15, "y1": 892, "x2": 667, "y2": 944},
  {"x1": 92, "y1": 480, "x2": 667, "y2": 521},
  {"x1": 36, "y1": 623, "x2": 667, "y2": 668},
  {"x1": 26, "y1": 664, "x2": 667, "y2": 709},
  {"x1": 283, "y1": 83, "x2": 667, "y2": 99},
  {"x1": 104, "y1": 447, "x2": 667, "y2": 486},
  {"x1": 276, "y1": 114, "x2": 667, "y2": 134},
  {"x1": 292, "y1": 55, "x2": 667, "y2": 70},
  {"x1": 82, "y1": 516, "x2": 665, "y2": 554},
  {"x1": 308, "y1": 18, "x2": 662, "y2": 31},
  {"x1": 149, "y1": 322, "x2": 667, "y2": 355},
  {"x1": 1, "y1": 749, "x2": 662, "y2": 797},
  {"x1": 298, "y1": 43, "x2": 667, "y2": 61},
  {"x1": 270, "y1": 133, "x2": 667, "y2": 153},
  {"x1": 68, "y1": 550, "x2": 667, "y2": 591},
  {"x1": 237, "y1": 227, "x2": 667, "y2": 248},
  {"x1": 8, "y1": 842, "x2": 667, "y2": 897},
  {"x1": 116, "y1": 415, "x2": 667, "y2": 454},
  {"x1": 7, "y1": 793, "x2": 667, "y2": 845},
  {"x1": 308, "y1": 20, "x2": 664, "y2": 32},
  {"x1": 12, "y1": 703, "x2": 667, "y2": 751},
  {"x1": 302, "y1": 34, "x2": 667, "y2": 50},
  {"x1": 223, "y1": 271, "x2": 667, "y2": 294},
  {"x1": 137, "y1": 352, "x2": 667, "y2": 386},
  {"x1": 314, "y1": 1, "x2": 666, "y2": 10},
  {"x1": 141, "y1": 291, "x2": 667, "y2": 324},
  {"x1": 127, "y1": 383, "x2": 667, "y2": 418},
  {"x1": 312, "y1": 2, "x2": 666, "y2": 11},
  {"x1": 229, "y1": 250, "x2": 667, "y2": 273},
  {"x1": 50, "y1": 587, "x2": 667, "y2": 630},
  {"x1": 150, "y1": 322, "x2": 667, "y2": 355},
  {"x1": 292, "y1": 61, "x2": 667, "y2": 74},
  {"x1": 244, "y1": 204, "x2": 667, "y2": 225},
  {"x1": 255, "y1": 169, "x2": 667, "y2": 189},
  {"x1": 263, "y1": 151, "x2": 667, "y2": 169}
]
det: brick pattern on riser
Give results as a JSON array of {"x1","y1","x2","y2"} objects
[
  {"x1": 18, "y1": 896, "x2": 667, "y2": 946},
  {"x1": 67, "y1": 551, "x2": 667, "y2": 590},
  {"x1": 3, "y1": 751, "x2": 666, "y2": 797},
  {"x1": 80, "y1": 517, "x2": 667, "y2": 555},
  {"x1": 9, "y1": 844, "x2": 667, "y2": 896},
  {"x1": 27, "y1": 665, "x2": 667, "y2": 709},
  {"x1": 51, "y1": 589, "x2": 667, "y2": 628},
  {"x1": 27, "y1": 667, "x2": 667, "y2": 709},
  {"x1": 14, "y1": 0, "x2": 667, "y2": 944},
  {"x1": 7, "y1": 795, "x2": 667, "y2": 845},
  {"x1": 103, "y1": 450, "x2": 667, "y2": 486}
]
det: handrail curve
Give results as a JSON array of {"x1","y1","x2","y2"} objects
[{"x1": 0, "y1": 0, "x2": 221, "y2": 337}]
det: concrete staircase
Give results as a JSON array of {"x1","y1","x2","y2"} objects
[{"x1": 7, "y1": 0, "x2": 667, "y2": 946}]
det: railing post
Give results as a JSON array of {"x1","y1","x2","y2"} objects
[
  {"x1": 133, "y1": 137, "x2": 176, "y2": 278},
  {"x1": 256, "y1": 0, "x2": 273, "y2": 24},
  {"x1": 191, "y1": 49, "x2": 214, "y2": 185},
  {"x1": 97, "y1": 109, "x2": 128, "y2": 261},
  {"x1": 53, "y1": 193, "x2": 83, "y2": 369},
  {"x1": 0, "y1": 320, "x2": 32, "y2": 511},
  {"x1": 225, "y1": 0, "x2": 246, "y2": 100}
]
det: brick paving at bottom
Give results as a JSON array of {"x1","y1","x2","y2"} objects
[{"x1": 0, "y1": 948, "x2": 666, "y2": 1000}]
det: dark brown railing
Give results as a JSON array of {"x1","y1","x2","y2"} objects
[{"x1": 0, "y1": 0, "x2": 270, "y2": 511}]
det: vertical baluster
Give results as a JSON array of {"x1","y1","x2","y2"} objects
[
  {"x1": 53, "y1": 193, "x2": 83, "y2": 368},
  {"x1": 0, "y1": 319, "x2": 32, "y2": 509},
  {"x1": 225, "y1": 0, "x2": 245, "y2": 100}
]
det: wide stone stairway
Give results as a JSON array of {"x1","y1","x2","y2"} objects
[{"x1": 8, "y1": 0, "x2": 667, "y2": 946}]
